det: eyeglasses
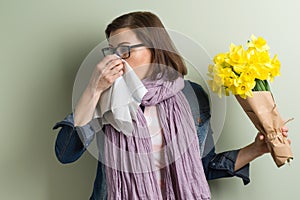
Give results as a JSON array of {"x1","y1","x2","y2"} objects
[{"x1": 101, "y1": 43, "x2": 145, "y2": 59}]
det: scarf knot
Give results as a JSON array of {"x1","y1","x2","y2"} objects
[{"x1": 141, "y1": 77, "x2": 184, "y2": 106}]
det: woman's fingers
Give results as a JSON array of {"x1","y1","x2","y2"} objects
[
  {"x1": 105, "y1": 58, "x2": 122, "y2": 70},
  {"x1": 90, "y1": 55, "x2": 125, "y2": 92},
  {"x1": 103, "y1": 56, "x2": 123, "y2": 74},
  {"x1": 111, "y1": 67, "x2": 124, "y2": 79},
  {"x1": 259, "y1": 134, "x2": 264, "y2": 141},
  {"x1": 280, "y1": 126, "x2": 291, "y2": 144},
  {"x1": 101, "y1": 57, "x2": 124, "y2": 84},
  {"x1": 281, "y1": 126, "x2": 289, "y2": 139},
  {"x1": 281, "y1": 126, "x2": 289, "y2": 132},
  {"x1": 111, "y1": 63, "x2": 124, "y2": 75},
  {"x1": 97, "y1": 55, "x2": 121, "y2": 72},
  {"x1": 282, "y1": 127, "x2": 292, "y2": 145}
]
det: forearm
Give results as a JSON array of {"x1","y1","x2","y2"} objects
[
  {"x1": 74, "y1": 87, "x2": 102, "y2": 127},
  {"x1": 234, "y1": 142, "x2": 263, "y2": 171}
]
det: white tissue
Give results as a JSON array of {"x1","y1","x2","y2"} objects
[{"x1": 93, "y1": 60, "x2": 148, "y2": 136}]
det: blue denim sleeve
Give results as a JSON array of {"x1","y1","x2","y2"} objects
[
  {"x1": 52, "y1": 113, "x2": 100, "y2": 164},
  {"x1": 201, "y1": 121, "x2": 250, "y2": 185}
]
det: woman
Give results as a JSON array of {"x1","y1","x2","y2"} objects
[{"x1": 53, "y1": 11, "x2": 290, "y2": 200}]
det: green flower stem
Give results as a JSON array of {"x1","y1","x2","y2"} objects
[
  {"x1": 253, "y1": 79, "x2": 270, "y2": 91},
  {"x1": 264, "y1": 80, "x2": 270, "y2": 91},
  {"x1": 259, "y1": 80, "x2": 266, "y2": 91}
]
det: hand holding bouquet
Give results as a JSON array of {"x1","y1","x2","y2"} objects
[{"x1": 208, "y1": 35, "x2": 293, "y2": 167}]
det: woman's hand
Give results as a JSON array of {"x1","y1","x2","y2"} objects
[
  {"x1": 253, "y1": 126, "x2": 291, "y2": 156},
  {"x1": 74, "y1": 55, "x2": 124, "y2": 127},
  {"x1": 87, "y1": 55, "x2": 124, "y2": 95},
  {"x1": 235, "y1": 126, "x2": 291, "y2": 171}
]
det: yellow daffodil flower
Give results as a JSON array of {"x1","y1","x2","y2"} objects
[
  {"x1": 226, "y1": 43, "x2": 247, "y2": 67},
  {"x1": 247, "y1": 34, "x2": 270, "y2": 52},
  {"x1": 207, "y1": 35, "x2": 280, "y2": 98},
  {"x1": 258, "y1": 51, "x2": 271, "y2": 64},
  {"x1": 213, "y1": 53, "x2": 227, "y2": 65}
]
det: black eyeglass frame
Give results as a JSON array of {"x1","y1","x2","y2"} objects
[{"x1": 101, "y1": 43, "x2": 145, "y2": 59}]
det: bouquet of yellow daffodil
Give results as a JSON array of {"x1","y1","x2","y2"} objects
[
  {"x1": 208, "y1": 35, "x2": 280, "y2": 98},
  {"x1": 208, "y1": 35, "x2": 293, "y2": 167}
]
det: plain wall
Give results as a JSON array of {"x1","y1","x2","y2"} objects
[{"x1": 1, "y1": 0, "x2": 299, "y2": 199}]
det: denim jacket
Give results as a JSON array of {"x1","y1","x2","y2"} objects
[{"x1": 53, "y1": 81, "x2": 250, "y2": 200}]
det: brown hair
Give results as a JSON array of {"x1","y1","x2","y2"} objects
[{"x1": 105, "y1": 11, "x2": 187, "y2": 80}]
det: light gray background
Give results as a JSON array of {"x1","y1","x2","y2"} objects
[{"x1": 0, "y1": 0, "x2": 299, "y2": 199}]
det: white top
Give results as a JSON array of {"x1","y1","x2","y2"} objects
[{"x1": 144, "y1": 106, "x2": 165, "y2": 199}]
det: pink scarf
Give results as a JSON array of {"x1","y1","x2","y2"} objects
[{"x1": 104, "y1": 76, "x2": 210, "y2": 199}]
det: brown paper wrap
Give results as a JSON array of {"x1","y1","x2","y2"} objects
[{"x1": 235, "y1": 91, "x2": 293, "y2": 167}]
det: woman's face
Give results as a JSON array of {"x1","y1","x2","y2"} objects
[{"x1": 109, "y1": 28, "x2": 152, "y2": 79}]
